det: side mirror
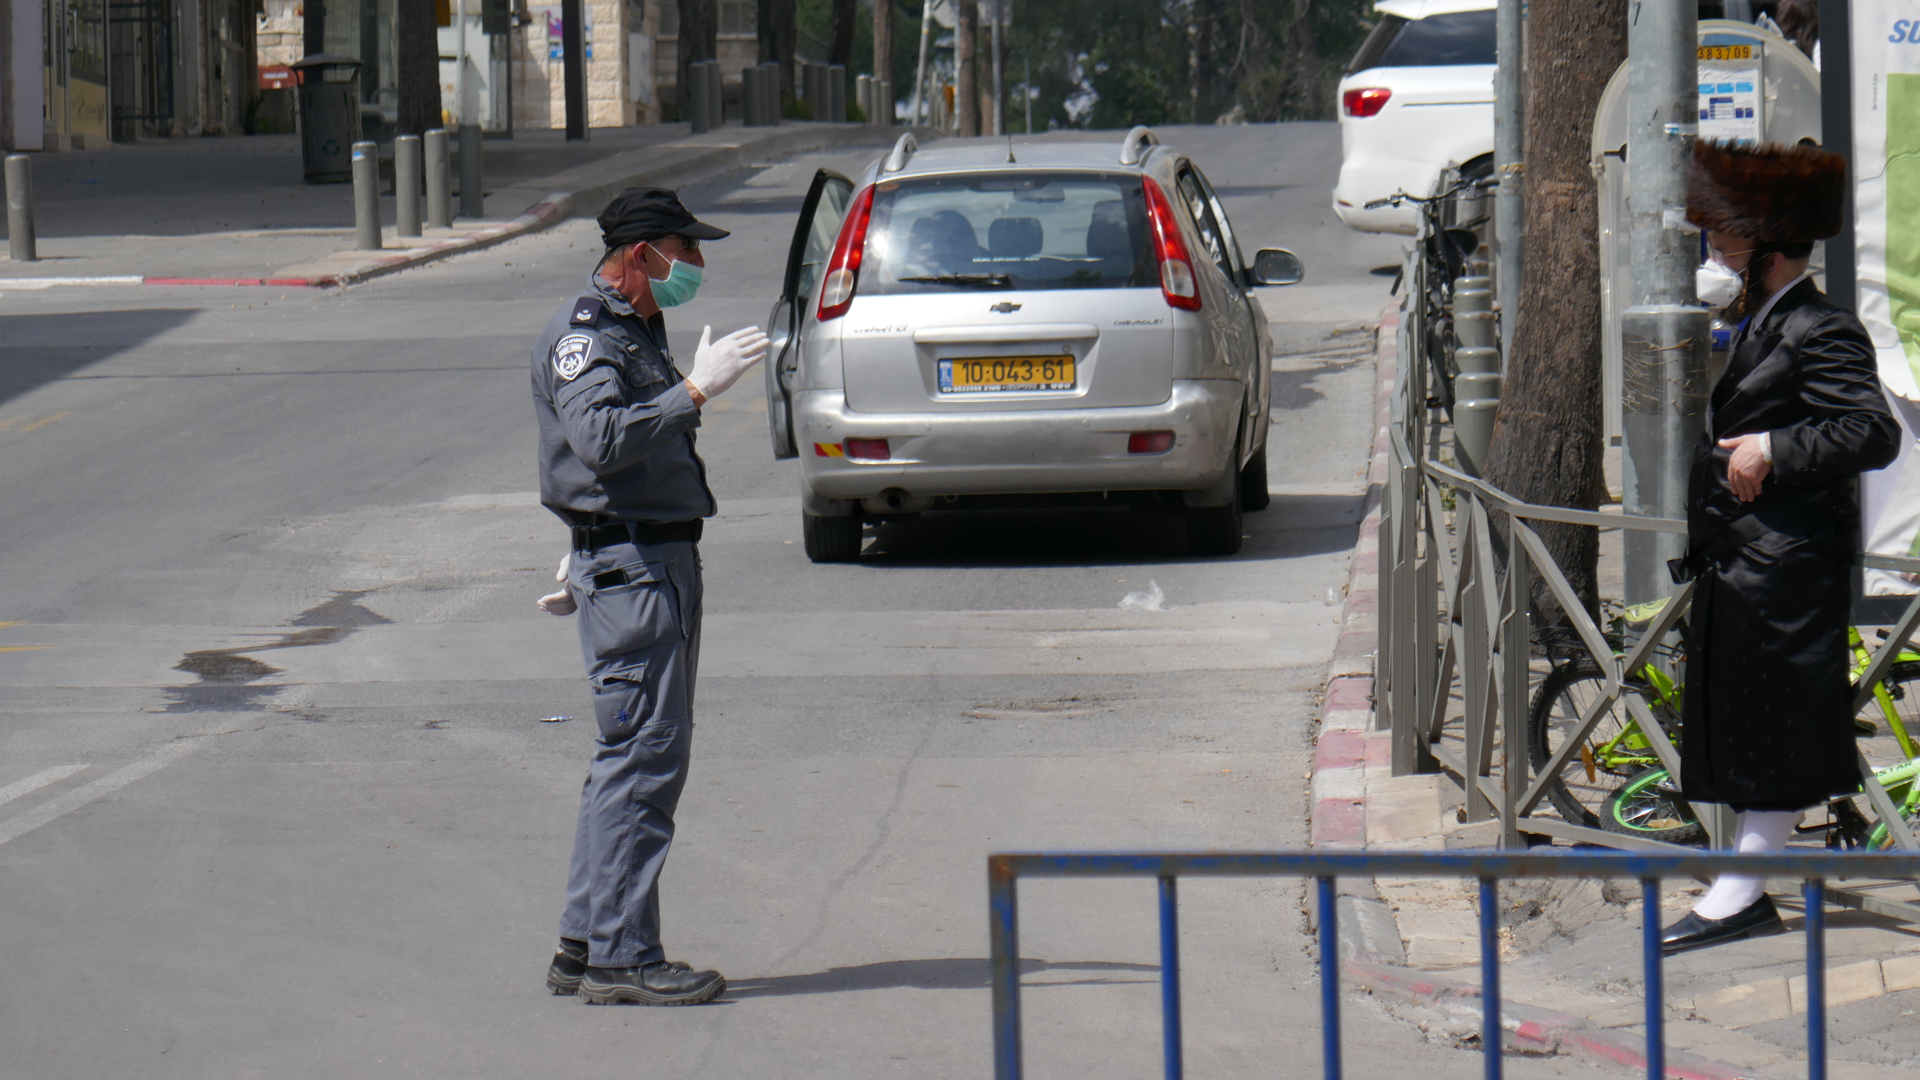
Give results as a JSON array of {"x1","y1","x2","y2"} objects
[{"x1": 1249, "y1": 248, "x2": 1304, "y2": 287}]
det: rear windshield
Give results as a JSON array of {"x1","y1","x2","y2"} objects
[
  {"x1": 858, "y1": 172, "x2": 1155, "y2": 295},
  {"x1": 1347, "y1": 10, "x2": 1496, "y2": 71}
]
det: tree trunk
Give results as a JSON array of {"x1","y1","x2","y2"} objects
[
  {"x1": 873, "y1": 0, "x2": 893, "y2": 87},
  {"x1": 395, "y1": 0, "x2": 443, "y2": 135},
  {"x1": 758, "y1": 0, "x2": 796, "y2": 108},
  {"x1": 830, "y1": 0, "x2": 857, "y2": 67},
  {"x1": 1483, "y1": 0, "x2": 1627, "y2": 624},
  {"x1": 956, "y1": 0, "x2": 979, "y2": 136},
  {"x1": 678, "y1": 0, "x2": 717, "y2": 119}
]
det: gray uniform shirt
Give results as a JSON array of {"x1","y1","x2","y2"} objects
[{"x1": 531, "y1": 276, "x2": 716, "y2": 524}]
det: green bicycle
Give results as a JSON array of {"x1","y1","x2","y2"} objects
[{"x1": 1528, "y1": 613, "x2": 1920, "y2": 848}]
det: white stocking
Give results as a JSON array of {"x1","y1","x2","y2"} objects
[{"x1": 1691, "y1": 810, "x2": 1801, "y2": 920}]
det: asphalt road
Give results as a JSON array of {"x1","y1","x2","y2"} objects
[{"x1": 0, "y1": 125, "x2": 1603, "y2": 1077}]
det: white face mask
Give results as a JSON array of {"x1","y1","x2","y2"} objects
[{"x1": 1696, "y1": 259, "x2": 1744, "y2": 310}]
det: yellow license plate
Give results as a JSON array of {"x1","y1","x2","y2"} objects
[
  {"x1": 938, "y1": 355, "x2": 1076, "y2": 393},
  {"x1": 1698, "y1": 44, "x2": 1753, "y2": 61}
]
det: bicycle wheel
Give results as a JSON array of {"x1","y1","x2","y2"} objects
[
  {"x1": 1601, "y1": 767, "x2": 1708, "y2": 846},
  {"x1": 1527, "y1": 659, "x2": 1653, "y2": 828},
  {"x1": 1859, "y1": 661, "x2": 1920, "y2": 770}
]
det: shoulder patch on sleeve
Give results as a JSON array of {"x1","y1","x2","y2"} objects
[
  {"x1": 552, "y1": 333, "x2": 597, "y2": 381},
  {"x1": 570, "y1": 297, "x2": 604, "y2": 326}
]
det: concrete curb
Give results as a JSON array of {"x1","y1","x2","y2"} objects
[
  {"x1": 0, "y1": 123, "x2": 905, "y2": 289},
  {"x1": 1310, "y1": 300, "x2": 1399, "y2": 850}
]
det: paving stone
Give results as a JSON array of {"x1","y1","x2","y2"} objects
[
  {"x1": 1788, "y1": 961, "x2": 1886, "y2": 1013},
  {"x1": 1690, "y1": 978, "x2": 1793, "y2": 1029},
  {"x1": 1394, "y1": 906, "x2": 1483, "y2": 970},
  {"x1": 1660, "y1": 1016, "x2": 1795, "y2": 1069}
]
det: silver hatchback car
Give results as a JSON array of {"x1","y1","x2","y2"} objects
[{"x1": 763, "y1": 127, "x2": 1304, "y2": 562}]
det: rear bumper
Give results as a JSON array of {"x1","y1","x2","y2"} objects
[{"x1": 795, "y1": 380, "x2": 1244, "y2": 500}]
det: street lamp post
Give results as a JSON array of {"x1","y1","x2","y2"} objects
[{"x1": 1620, "y1": 0, "x2": 1707, "y2": 604}]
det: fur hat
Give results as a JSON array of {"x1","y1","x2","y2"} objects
[{"x1": 1686, "y1": 140, "x2": 1848, "y2": 242}]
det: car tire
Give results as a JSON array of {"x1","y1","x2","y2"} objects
[
  {"x1": 802, "y1": 512, "x2": 863, "y2": 563},
  {"x1": 1186, "y1": 473, "x2": 1244, "y2": 556},
  {"x1": 1241, "y1": 444, "x2": 1270, "y2": 512}
]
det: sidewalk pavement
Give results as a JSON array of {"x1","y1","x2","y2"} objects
[
  {"x1": 1312, "y1": 303, "x2": 1920, "y2": 1079},
  {"x1": 0, "y1": 123, "x2": 905, "y2": 288}
]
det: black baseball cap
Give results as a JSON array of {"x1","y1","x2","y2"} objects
[{"x1": 597, "y1": 187, "x2": 731, "y2": 248}]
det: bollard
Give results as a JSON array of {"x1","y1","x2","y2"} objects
[
  {"x1": 1455, "y1": 372, "x2": 1503, "y2": 400},
  {"x1": 879, "y1": 79, "x2": 893, "y2": 126},
  {"x1": 765, "y1": 63, "x2": 783, "y2": 122},
  {"x1": 709, "y1": 60, "x2": 724, "y2": 127},
  {"x1": 856, "y1": 74, "x2": 872, "y2": 121},
  {"x1": 351, "y1": 141, "x2": 382, "y2": 251},
  {"x1": 1452, "y1": 285, "x2": 1493, "y2": 314},
  {"x1": 743, "y1": 65, "x2": 761, "y2": 126},
  {"x1": 829, "y1": 64, "x2": 846, "y2": 123},
  {"x1": 425, "y1": 128, "x2": 452, "y2": 229},
  {"x1": 394, "y1": 135, "x2": 423, "y2": 237},
  {"x1": 1454, "y1": 310, "x2": 1497, "y2": 350},
  {"x1": 1454, "y1": 346, "x2": 1500, "y2": 375},
  {"x1": 687, "y1": 64, "x2": 710, "y2": 133},
  {"x1": 1454, "y1": 399, "x2": 1498, "y2": 477},
  {"x1": 458, "y1": 124, "x2": 484, "y2": 218},
  {"x1": 5, "y1": 155, "x2": 36, "y2": 263}
]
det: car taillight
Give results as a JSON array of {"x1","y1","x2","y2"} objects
[
  {"x1": 817, "y1": 185, "x2": 877, "y2": 322},
  {"x1": 1141, "y1": 177, "x2": 1201, "y2": 313},
  {"x1": 843, "y1": 437, "x2": 890, "y2": 460},
  {"x1": 1128, "y1": 431, "x2": 1175, "y2": 454},
  {"x1": 1342, "y1": 88, "x2": 1391, "y2": 118}
]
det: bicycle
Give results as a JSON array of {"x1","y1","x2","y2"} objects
[
  {"x1": 1365, "y1": 170, "x2": 1496, "y2": 417},
  {"x1": 1527, "y1": 601, "x2": 1920, "y2": 849}
]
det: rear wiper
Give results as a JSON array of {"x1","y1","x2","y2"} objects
[{"x1": 898, "y1": 273, "x2": 1014, "y2": 287}]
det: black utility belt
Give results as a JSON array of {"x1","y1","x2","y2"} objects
[{"x1": 570, "y1": 518, "x2": 702, "y2": 552}]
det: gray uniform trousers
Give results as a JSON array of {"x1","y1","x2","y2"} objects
[{"x1": 557, "y1": 537, "x2": 702, "y2": 968}]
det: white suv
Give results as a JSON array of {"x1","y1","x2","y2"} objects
[{"x1": 1333, "y1": 0, "x2": 1496, "y2": 235}]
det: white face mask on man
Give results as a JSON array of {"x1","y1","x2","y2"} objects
[{"x1": 1697, "y1": 259, "x2": 1744, "y2": 310}]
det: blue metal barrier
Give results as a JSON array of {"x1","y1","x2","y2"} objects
[{"x1": 987, "y1": 850, "x2": 1920, "y2": 1080}]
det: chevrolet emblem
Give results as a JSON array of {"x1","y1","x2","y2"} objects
[{"x1": 989, "y1": 301, "x2": 1023, "y2": 313}]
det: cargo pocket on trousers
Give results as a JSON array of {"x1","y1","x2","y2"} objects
[
  {"x1": 589, "y1": 660, "x2": 652, "y2": 744},
  {"x1": 581, "y1": 560, "x2": 680, "y2": 660}
]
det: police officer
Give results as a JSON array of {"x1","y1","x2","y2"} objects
[{"x1": 531, "y1": 187, "x2": 767, "y2": 1004}]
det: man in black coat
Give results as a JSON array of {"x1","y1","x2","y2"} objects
[{"x1": 1662, "y1": 141, "x2": 1901, "y2": 954}]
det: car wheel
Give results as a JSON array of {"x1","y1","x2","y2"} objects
[
  {"x1": 1186, "y1": 473, "x2": 1244, "y2": 556},
  {"x1": 1241, "y1": 443, "x2": 1270, "y2": 512},
  {"x1": 802, "y1": 512, "x2": 863, "y2": 563}
]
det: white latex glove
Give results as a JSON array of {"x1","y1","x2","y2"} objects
[
  {"x1": 686, "y1": 324, "x2": 770, "y2": 400},
  {"x1": 536, "y1": 553, "x2": 577, "y2": 616}
]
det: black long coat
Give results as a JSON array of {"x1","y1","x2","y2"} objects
[{"x1": 1681, "y1": 279, "x2": 1901, "y2": 808}]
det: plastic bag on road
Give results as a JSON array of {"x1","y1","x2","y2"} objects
[{"x1": 1119, "y1": 580, "x2": 1166, "y2": 611}]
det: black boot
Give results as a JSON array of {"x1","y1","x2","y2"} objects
[
  {"x1": 579, "y1": 960, "x2": 726, "y2": 1005},
  {"x1": 546, "y1": 937, "x2": 589, "y2": 995},
  {"x1": 1660, "y1": 895, "x2": 1786, "y2": 955}
]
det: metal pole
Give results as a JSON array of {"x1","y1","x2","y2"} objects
[
  {"x1": 561, "y1": 0, "x2": 586, "y2": 141},
  {"x1": 394, "y1": 134, "x2": 422, "y2": 237},
  {"x1": 1158, "y1": 875, "x2": 1184, "y2": 1080},
  {"x1": 1820, "y1": 0, "x2": 1855, "y2": 309},
  {"x1": 1317, "y1": 876, "x2": 1343, "y2": 1080},
  {"x1": 1642, "y1": 878, "x2": 1665, "y2": 1080},
  {"x1": 1479, "y1": 877, "x2": 1502, "y2": 1080},
  {"x1": 1806, "y1": 879, "x2": 1828, "y2": 1080},
  {"x1": 456, "y1": 0, "x2": 469, "y2": 126},
  {"x1": 990, "y1": 0, "x2": 1003, "y2": 137},
  {"x1": 1620, "y1": 0, "x2": 1706, "y2": 605},
  {"x1": 1493, "y1": 0, "x2": 1522, "y2": 362},
  {"x1": 988, "y1": 864, "x2": 1023, "y2": 1080},
  {"x1": 458, "y1": 123, "x2": 483, "y2": 218},
  {"x1": 1024, "y1": 56, "x2": 1031, "y2": 134},
  {"x1": 351, "y1": 141, "x2": 382, "y2": 251},
  {"x1": 425, "y1": 128, "x2": 451, "y2": 229},
  {"x1": 910, "y1": 0, "x2": 934, "y2": 126},
  {"x1": 5, "y1": 155, "x2": 36, "y2": 263}
]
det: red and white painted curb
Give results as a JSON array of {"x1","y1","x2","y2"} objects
[{"x1": 1311, "y1": 301, "x2": 1399, "y2": 850}]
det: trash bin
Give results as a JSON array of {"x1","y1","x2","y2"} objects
[{"x1": 292, "y1": 54, "x2": 364, "y2": 184}]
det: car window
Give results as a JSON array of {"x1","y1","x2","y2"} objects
[
  {"x1": 1175, "y1": 169, "x2": 1233, "y2": 283},
  {"x1": 1191, "y1": 167, "x2": 1247, "y2": 279},
  {"x1": 1349, "y1": 10, "x2": 1495, "y2": 70},
  {"x1": 858, "y1": 172, "x2": 1156, "y2": 295},
  {"x1": 795, "y1": 179, "x2": 853, "y2": 303}
]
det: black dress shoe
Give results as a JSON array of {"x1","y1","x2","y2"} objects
[
  {"x1": 546, "y1": 937, "x2": 589, "y2": 995},
  {"x1": 1661, "y1": 895, "x2": 1786, "y2": 955},
  {"x1": 579, "y1": 960, "x2": 726, "y2": 1005}
]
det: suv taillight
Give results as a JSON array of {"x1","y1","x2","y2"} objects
[
  {"x1": 817, "y1": 185, "x2": 877, "y2": 322},
  {"x1": 1141, "y1": 177, "x2": 1201, "y2": 313},
  {"x1": 1342, "y1": 88, "x2": 1391, "y2": 118}
]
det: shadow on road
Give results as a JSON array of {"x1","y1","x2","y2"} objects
[
  {"x1": 857, "y1": 494, "x2": 1365, "y2": 567},
  {"x1": 0, "y1": 308, "x2": 200, "y2": 412},
  {"x1": 726, "y1": 957, "x2": 1157, "y2": 998}
]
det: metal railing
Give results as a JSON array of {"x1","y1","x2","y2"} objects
[
  {"x1": 987, "y1": 849, "x2": 1920, "y2": 1080},
  {"x1": 1379, "y1": 241, "x2": 1920, "y2": 880}
]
